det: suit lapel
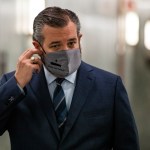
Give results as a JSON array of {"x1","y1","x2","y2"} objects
[
  {"x1": 29, "y1": 68, "x2": 60, "y2": 140},
  {"x1": 61, "y1": 62, "x2": 95, "y2": 141}
]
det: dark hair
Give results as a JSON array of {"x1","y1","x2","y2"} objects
[{"x1": 33, "y1": 6, "x2": 81, "y2": 44}]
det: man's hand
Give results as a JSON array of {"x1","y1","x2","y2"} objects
[{"x1": 15, "y1": 48, "x2": 43, "y2": 88}]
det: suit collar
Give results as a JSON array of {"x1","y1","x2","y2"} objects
[
  {"x1": 61, "y1": 61, "x2": 95, "y2": 141},
  {"x1": 29, "y1": 67, "x2": 60, "y2": 140}
]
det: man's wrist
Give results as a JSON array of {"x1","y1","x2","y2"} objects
[{"x1": 17, "y1": 83, "x2": 25, "y2": 95}]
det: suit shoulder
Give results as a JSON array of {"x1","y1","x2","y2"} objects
[
  {"x1": 94, "y1": 66, "x2": 118, "y2": 79},
  {"x1": 82, "y1": 62, "x2": 119, "y2": 79},
  {"x1": 0, "y1": 71, "x2": 15, "y2": 81}
]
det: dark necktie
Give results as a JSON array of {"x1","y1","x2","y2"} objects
[{"x1": 53, "y1": 78, "x2": 68, "y2": 135}]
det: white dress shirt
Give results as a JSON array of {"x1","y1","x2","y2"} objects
[{"x1": 43, "y1": 66, "x2": 77, "y2": 110}]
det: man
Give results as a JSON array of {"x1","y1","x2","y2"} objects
[{"x1": 0, "y1": 6, "x2": 139, "y2": 150}]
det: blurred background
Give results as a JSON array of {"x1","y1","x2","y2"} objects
[{"x1": 0, "y1": 0, "x2": 150, "y2": 149}]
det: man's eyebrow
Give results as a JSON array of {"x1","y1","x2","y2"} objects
[
  {"x1": 67, "y1": 38, "x2": 77, "y2": 42},
  {"x1": 49, "y1": 41, "x2": 61, "y2": 45}
]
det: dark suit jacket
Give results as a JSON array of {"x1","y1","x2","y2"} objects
[{"x1": 0, "y1": 61, "x2": 139, "y2": 150}]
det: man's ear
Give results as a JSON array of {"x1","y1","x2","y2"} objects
[
  {"x1": 32, "y1": 40, "x2": 41, "y2": 49},
  {"x1": 78, "y1": 33, "x2": 82, "y2": 41},
  {"x1": 78, "y1": 33, "x2": 82, "y2": 51}
]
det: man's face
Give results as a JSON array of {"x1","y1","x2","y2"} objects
[{"x1": 41, "y1": 21, "x2": 81, "y2": 53}]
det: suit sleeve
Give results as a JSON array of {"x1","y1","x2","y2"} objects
[
  {"x1": 113, "y1": 77, "x2": 140, "y2": 150},
  {"x1": 0, "y1": 74, "x2": 25, "y2": 135}
]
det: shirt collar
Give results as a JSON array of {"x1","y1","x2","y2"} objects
[{"x1": 43, "y1": 66, "x2": 77, "y2": 85}]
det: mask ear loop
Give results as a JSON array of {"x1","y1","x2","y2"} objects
[
  {"x1": 39, "y1": 43, "x2": 46, "y2": 54},
  {"x1": 38, "y1": 42, "x2": 46, "y2": 54}
]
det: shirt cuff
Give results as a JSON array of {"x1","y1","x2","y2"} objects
[{"x1": 17, "y1": 83, "x2": 25, "y2": 95}]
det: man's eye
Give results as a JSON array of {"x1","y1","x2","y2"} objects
[
  {"x1": 68, "y1": 41, "x2": 76, "y2": 47},
  {"x1": 50, "y1": 45, "x2": 60, "y2": 49}
]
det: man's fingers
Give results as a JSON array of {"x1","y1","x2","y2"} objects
[
  {"x1": 30, "y1": 56, "x2": 42, "y2": 65},
  {"x1": 23, "y1": 48, "x2": 43, "y2": 60}
]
